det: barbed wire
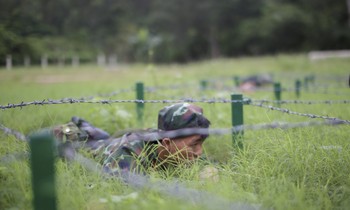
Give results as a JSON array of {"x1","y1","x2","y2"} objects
[
  {"x1": 136, "y1": 120, "x2": 348, "y2": 141},
  {"x1": 0, "y1": 124, "x2": 27, "y2": 141},
  {"x1": 2, "y1": 97, "x2": 349, "y2": 125},
  {"x1": 62, "y1": 76, "x2": 349, "y2": 101},
  {"x1": 2, "y1": 119, "x2": 345, "y2": 167},
  {"x1": 1, "y1": 76, "x2": 347, "y2": 110},
  {"x1": 1, "y1": 119, "x2": 347, "y2": 144},
  {"x1": 0, "y1": 98, "x2": 253, "y2": 110},
  {"x1": 250, "y1": 103, "x2": 350, "y2": 124},
  {"x1": 233, "y1": 86, "x2": 348, "y2": 94},
  {"x1": 187, "y1": 83, "x2": 348, "y2": 96},
  {"x1": 251, "y1": 99, "x2": 350, "y2": 105},
  {"x1": 2, "y1": 97, "x2": 350, "y2": 110}
]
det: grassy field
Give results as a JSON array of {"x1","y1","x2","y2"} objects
[{"x1": 0, "y1": 54, "x2": 349, "y2": 210}]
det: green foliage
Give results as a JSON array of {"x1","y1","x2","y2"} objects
[
  {"x1": 1, "y1": 0, "x2": 350, "y2": 63},
  {"x1": 0, "y1": 25, "x2": 33, "y2": 65},
  {"x1": 242, "y1": 3, "x2": 311, "y2": 53}
]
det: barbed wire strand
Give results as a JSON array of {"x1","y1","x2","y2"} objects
[
  {"x1": 2, "y1": 97, "x2": 350, "y2": 111},
  {"x1": 28, "y1": 76, "x2": 348, "y2": 103},
  {"x1": 144, "y1": 81, "x2": 348, "y2": 95},
  {"x1": 1, "y1": 118, "x2": 347, "y2": 146},
  {"x1": 2, "y1": 97, "x2": 349, "y2": 124},
  {"x1": 0, "y1": 124, "x2": 27, "y2": 141},
  {"x1": 0, "y1": 98, "x2": 248, "y2": 110},
  {"x1": 2, "y1": 119, "x2": 345, "y2": 165},
  {"x1": 251, "y1": 99, "x2": 350, "y2": 105},
  {"x1": 135, "y1": 120, "x2": 347, "y2": 141},
  {"x1": 250, "y1": 103, "x2": 350, "y2": 124}
]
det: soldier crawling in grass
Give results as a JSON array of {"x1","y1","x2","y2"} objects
[{"x1": 53, "y1": 103, "x2": 213, "y2": 175}]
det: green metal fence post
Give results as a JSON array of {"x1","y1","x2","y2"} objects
[
  {"x1": 136, "y1": 82, "x2": 144, "y2": 126},
  {"x1": 29, "y1": 130, "x2": 57, "y2": 210},
  {"x1": 304, "y1": 76, "x2": 309, "y2": 91},
  {"x1": 295, "y1": 79, "x2": 301, "y2": 98},
  {"x1": 309, "y1": 75, "x2": 315, "y2": 85},
  {"x1": 233, "y1": 76, "x2": 240, "y2": 87},
  {"x1": 274, "y1": 82, "x2": 281, "y2": 106},
  {"x1": 231, "y1": 94, "x2": 244, "y2": 149}
]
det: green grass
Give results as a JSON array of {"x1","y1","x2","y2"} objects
[{"x1": 0, "y1": 54, "x2": 349, "y2": 210}]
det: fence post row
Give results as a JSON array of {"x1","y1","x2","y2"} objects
[
  {"x1": 24, "y1": 56, "x2": 31, "y2": 68},
  {"x1": 41, "y1": 55, "x2": 48, "y2": 69},
  {"x1": 5, "y1": 55, "x2": 80, "y2": 69},
  {"x1": 136, "y1": 82, "x2": 145, "y2": 126},
  {"x1": 72, "y1": 56, "x2": 80, "y2": 68},
  {"x1": 29, "y1": 130, "x2": 57, "y2": 210},
  {"x1": 6, "y1": 55, "x2": 12, "y2": 70},
  {"x1": 231, "y1": 94, "x2": 244, "y2": 149}
]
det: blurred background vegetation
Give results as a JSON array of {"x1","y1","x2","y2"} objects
[{"x1": 1, "y1": 0, "x2": 350, "y2": 65}]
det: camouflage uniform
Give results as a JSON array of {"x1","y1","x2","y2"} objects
[{"x1": 53, "y1": 103, "x2": 211, "y2": 174}]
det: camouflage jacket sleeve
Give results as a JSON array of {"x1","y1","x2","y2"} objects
[
  {"x1": 101, "y1": 135, "x2": 146, "y2": 175},
  {"x1": 51, "y1": 123, "x2": 154, "y2": 175}
]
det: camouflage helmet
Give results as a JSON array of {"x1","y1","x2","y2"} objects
[{"x1": 157, "y1": 103, "x2": 211, "y2": 136}]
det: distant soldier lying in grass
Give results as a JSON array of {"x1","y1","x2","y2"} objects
[
  {"x1": 52, "y1": 103, "x2": 216, "y2": 177},
  {"x1": 239, "y1": 74, "x2": 273, "y2": 93}
]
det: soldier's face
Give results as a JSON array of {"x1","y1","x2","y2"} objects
[{"x1": 166, "y1": 134, "x2": 204, "y2": 161}]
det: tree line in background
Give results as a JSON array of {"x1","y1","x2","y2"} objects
[{"x1": 1, "y1": 0, "x2": 350, "y2": 65}]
